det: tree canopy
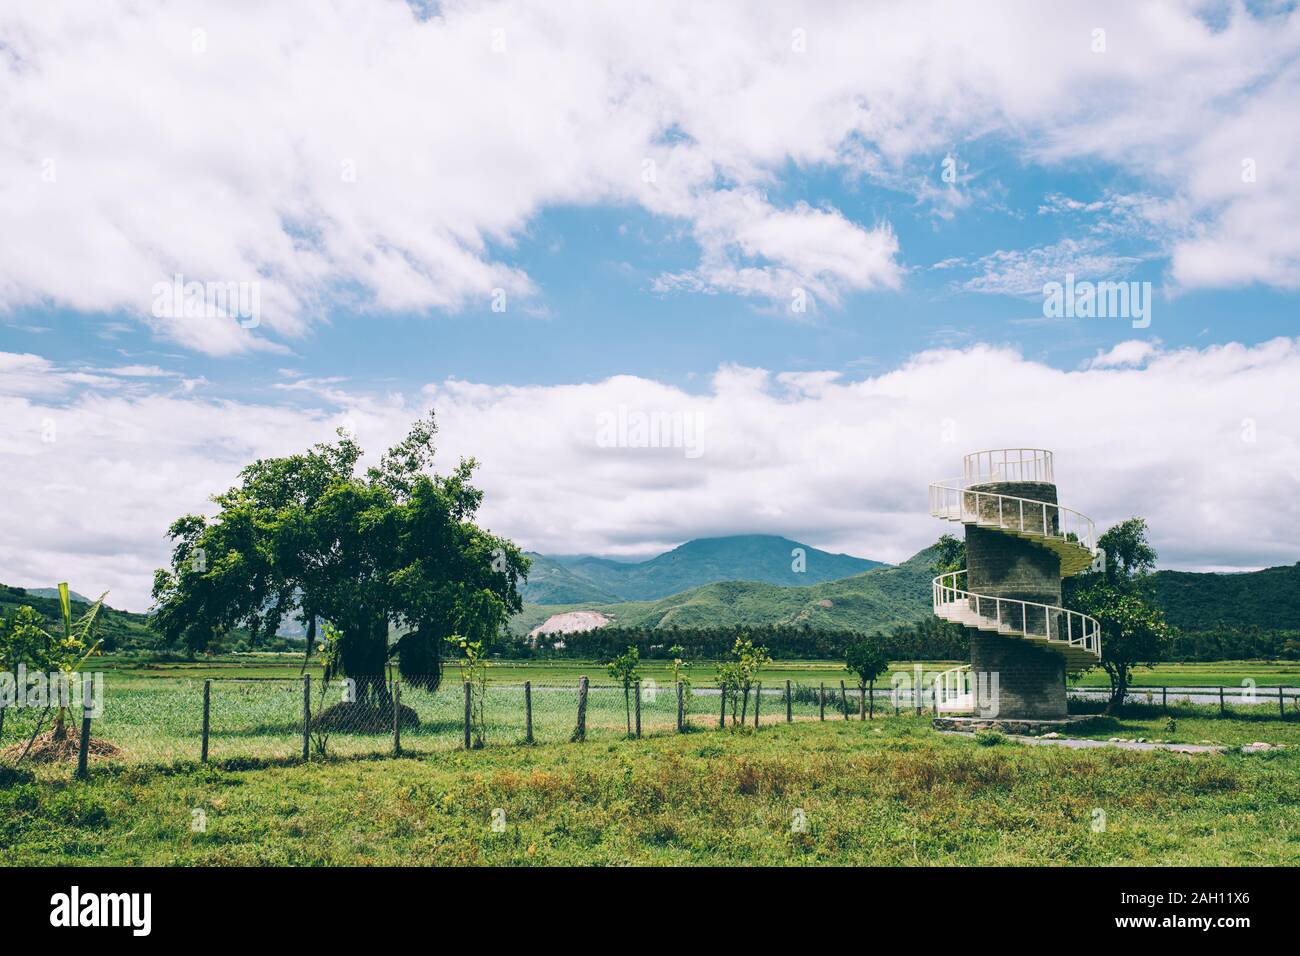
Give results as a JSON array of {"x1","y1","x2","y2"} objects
[
  {"x1": 1065, "y1": 517, "x2": 1174, "y2": 710},
  {"x1": 150, "y1": 413, "x2": 529, "y2": 705}
]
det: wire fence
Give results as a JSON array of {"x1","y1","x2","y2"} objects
[
  {"x1": 0, "y1": 676, "x2": 892, "y2": 774},
  {"x1": 1, "y1": 675, "x2": 1294, "y2": 779}
]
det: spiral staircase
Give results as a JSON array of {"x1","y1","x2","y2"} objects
[{"x1": 930, "y1": 449, "x2": 1102, "y2": 713}]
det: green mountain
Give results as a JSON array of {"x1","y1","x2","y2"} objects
[
  {"x1": 0, "y1": 584, "x2": 274, "y2": 651},
  {"x1": 513, "y1": 545, "x2": 935, "y2": 635},
  {"x1": 1146, "y1": 561, "x2": 1300, "y2": 631},
  {"x1": 516, "y1": 552, "x2": 1300, "y2": 643},
  {"x1": 519, "y1": 553, "x2": 624, "y2": 604},
  {"x1": 0, "y1": 584, "x2": 154, "y2": 651},
  {"x1": 22, "y1": 586, "x2": 94, "y2": 604},
  {"x1": 521, "y1": 534, "x2": 883, "y2": 604}
]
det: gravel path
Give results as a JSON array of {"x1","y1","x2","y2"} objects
[{"x1": 938, "y1": 730, "x2": 1224, "y2": 753}]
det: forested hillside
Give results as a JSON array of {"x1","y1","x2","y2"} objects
[{"x1": 521, "y1": 534, "x2": 882, "y2": 604}]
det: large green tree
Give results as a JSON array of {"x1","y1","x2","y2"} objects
[
  {"x1": 1065, "y1": 518, "x2": 1173, "y2": 711},
  {"x1": 150, "y1": 413, "x2": 528, "y2": 712}
]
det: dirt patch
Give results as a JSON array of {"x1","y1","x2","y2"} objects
[
  {"x1": 312, "y1": 700, "x2": 420, "y2": 733},
  {"x1": 2, "y1": 728, "x2": 122, "y2": 764},
  {"x1": 528, "y1": 611, "x2": 611, "y2": 639}
]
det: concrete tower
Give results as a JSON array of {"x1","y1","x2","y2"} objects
[{"x1": 930, "y1": 449, "x2": 1101, "y2": 720}]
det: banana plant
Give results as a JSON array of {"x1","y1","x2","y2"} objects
[{"x1": 50, "y1": 583, "x2": 107, "y2": 739}]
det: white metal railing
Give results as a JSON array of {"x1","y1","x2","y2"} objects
[
  {"x1": 931, "y1": 570, "x2": 1101, "y2": 659},
  {"x1": 936, "y1": 665, "x2": 972, "y2": 709},
  {"x1": 928, "y1": 478, "x2": 1097, "y2": 553},
  {"x1": 962, "y1": 448, "x2": 1054, "y2": 484}
]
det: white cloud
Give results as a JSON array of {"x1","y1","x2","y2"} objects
[
  {"x1": 2, "y1": 1, "x2": 1299, "y2": 352},
  {"x1": 99, "y1": 365, "x2": 182, "y2": 379},
  {"x1": 653, "y1": 192, "x2": 901, "y2": 305},
  {"x1": 1087, "y1": 340, "x2": 1161, "y2": 369},
  {"x1": 3, "y1": 339, "x2": 1299, "y2": 611},
  {"x1": 960, "y1": 238, "x2": 1145, "y2": 297}
]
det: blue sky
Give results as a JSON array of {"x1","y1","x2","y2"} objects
[
  {"x1": 6, "y1": 144, "x2": 1296, "y2": 402},
  {"x1": 3, "y1": 1, "x2": 1300, "y2": 608}
]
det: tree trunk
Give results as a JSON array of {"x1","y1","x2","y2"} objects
[
  {"x1": 740, "y1": 682, "x2": 750, "y2": 724},
  {"x1": 1106, "y1": 664, "x2": 1127, "y2": 714}
]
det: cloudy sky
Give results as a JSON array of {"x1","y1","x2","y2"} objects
[{"x1": 2, "y1": 0, "x2": 1299, "y2": 610}]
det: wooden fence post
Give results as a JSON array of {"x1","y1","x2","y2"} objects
[
  {"x1": 634, "y1": 680, "x2": 642, "y2": 738},
  {"x1": 1162, "y1": 684, "x2": 1167, "y2": 712},
  {"x1": 75, "y1": 675, "x2": 92, "y2": 780},
  {"x1": 463, "y1": 681, "x2": 472, "y2": 749},
  {"x1": 720, "y1": 685, "x2": 727, "y2": 728},
  {"x1": 859, "y1": 683, "x2": 867, "y2": 721},
  {"x1": 393, "y1": 682, "x2": 402, "y2": 756},
  {"x1": 201, "y1": 679, "x2": 211, "y2": 764},
  {"x1": 1281, "y1": 685, "x2": 1286, "y2": 720},
  {"x1": 1219, "y1": 686, "x2": 1225, "y2": 717},
  {"x1": 754, "y1": 682, "x2": 761, "y2": 727},
  {"x1": 786, "y1": 680, "x2": 792, "y2": 723},
  {"x1": 869, "y1": 681, "x2": 875, "y2": 720},
  {"x1": 524, "y1": 681, "x2": 534, "y2": 743},
  {"x1": 840, "y1": 680, "x2": 849, "y2": 720},
  {"x1": 571, "y1": 676, "x2": 589, "y2": 742},
  {"x1": 302, "y1": 675, "x2": 311, "y2": 761},
  {"x1": 676, "y1": 681, "x2": 684, "y2": 732},
  {"x1": 819, "y1": 683, "x2": 825, "y2": 721}
]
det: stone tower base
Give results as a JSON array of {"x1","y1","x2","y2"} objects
[
  {"x1": 933, "y1": 715, "x2": 1096, "y2": 736},
  {"x1": 970, "y1": 631, "x2": 1067, "y2": 719}
]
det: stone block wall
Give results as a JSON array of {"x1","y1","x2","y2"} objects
[
  {"x1": 964, "y1": 479, "x2": 1068, "y2": 719},
  {"x1": 969, "y1": 631, "x2": 1068, "y2": 719}
]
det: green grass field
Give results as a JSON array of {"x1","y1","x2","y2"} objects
[
  {"x1": 92, "y1": 653, "x2": 967, "y2": 684},
  {"x1": 1050, "y1": 703, "x2": 1300, "y2": 748},
  {"x1": 3, "y1": 716, "x2": 1297, "y2": 866},
  {"x1": 1070, "y1": 660, "x2": 1300, "y2": 688},
  {"x1": 3, "y1": 656, "x2": 1291, "y2": 771},
  {"x1": 87, "y1": 653, "x2": 1300, "y2": 687}
]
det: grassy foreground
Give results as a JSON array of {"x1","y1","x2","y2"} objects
[
  {"x1": 1065, "y1": 702, "x2": 1300, "y2": 748},
  {"x1": 3, "y1": 717, "x2": 1297, "y2": 866}
]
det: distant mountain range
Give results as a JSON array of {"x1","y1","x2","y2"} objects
[
  {"x1": 21, "y1": 586, "x2": 94, "y2": 604},
  {"x1": 522, "y1": 534, "x2": 883, "y2": 604},
  {"x1": 5, "y1": 550, "x2": 1298, "y2": 652},
  {"x1": 1, "y1": 584, "x2": 154, "y2": 649},
  {"x1": 512, "y1": 544, "x2": 935, "y2": 636},
  {"x1": 1146, "y1": 561, "x2": 1300, "y2": 632},
  {"x1": 516, "y1": 542, "x2": 1300, "y2": 640}
]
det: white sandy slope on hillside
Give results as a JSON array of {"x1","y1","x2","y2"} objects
[{"x1": 528, "y1": 611, "x2": 611, "y2": 640}]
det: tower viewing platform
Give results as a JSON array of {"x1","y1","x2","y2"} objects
[{"x1": 930, "y1": 448, "x2": 1102, "y2": 719}]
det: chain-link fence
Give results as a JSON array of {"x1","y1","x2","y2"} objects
[
  {"x1": 0, "y1": 675, "x2": 903, "y2": 775},
  {"x1": 5, "y1": 674, "x2": 1294, "y2": 778}
]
